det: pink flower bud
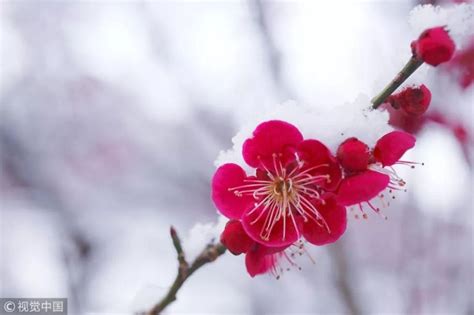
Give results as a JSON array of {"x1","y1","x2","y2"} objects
[{"x1": 412, "y1": 26, "x2": 455, "y2": 66}]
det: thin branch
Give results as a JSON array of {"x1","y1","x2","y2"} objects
[
  {"x1": 371, "y1": 56, "x2": 424, "y2": 109},
  {"x1": 330, "y1": 242, "x2": 362, "y2": 315},
  {"x1": 249, "y1": 0, "x2": 293, "y2": 99},
  {"x1": 145, "y1": 226, "x2": 227, "y2": 315}
]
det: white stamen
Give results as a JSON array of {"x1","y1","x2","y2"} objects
[{"x1": 229, "y1": 154, "x2": 334, "y2": 243}]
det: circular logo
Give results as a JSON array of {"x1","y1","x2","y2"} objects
[{"x1": 3, "y1": 301, "x2": 15, "y2": 312}]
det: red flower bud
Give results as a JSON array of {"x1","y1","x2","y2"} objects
[
  {"x1": 336, "y1": 137, "x2": 370, "y2": 173},
  {"x1": 220, "y1": 220, "x2": 254, "y2": 255},
  {"x1": 388, "y1": 84, "x2": 431, "y2": 116},
  {"x1": 412, "y1": 26, "x2": 455, "y2": 66}
]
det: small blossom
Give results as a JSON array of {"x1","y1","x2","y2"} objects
[
  {"x1": 213, "y1": 120, "x2": 418, "y2": 276},
  {"x1": 411, "y1": 26, "x2": 456, "y2": 66},
  {"x1": 336, "y1": 131, "x2": 416, "y2": 211},
  {"x1": 212, "y1": 120, "x2": 345, "y2": 249},
  {"x1": 388, "y1": 85, "x2": 432, "y2": 116}
]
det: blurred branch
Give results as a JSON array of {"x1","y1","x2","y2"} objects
[
  {"x1": 0, "y1": 125, "x2": 89, "y2": 313},
  {"x1": 145, "y1": 226, "x2": 226, "y2": 315},
  {"x1": 330, "y1": 242, "x2": 362, "y2": 315},
  {"x1": 252, "y1": 0, "x2": 282, "y2": 82},
  {"x1": 250, "y1": 0, "x2": 292, "y2": 98}
]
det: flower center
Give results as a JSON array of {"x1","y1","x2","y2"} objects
[
  {"x1": 272, "y1": 178, "x2": 294, "y2": 201},
  {"x1": 228, "y1": 153, "x2": 331, "y2": 242}
]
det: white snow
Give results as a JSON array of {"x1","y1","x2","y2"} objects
[
  {"x1": 409, "y1": 3, "x2": 474, "y2": 49},
  {"x1": 215, "y1": 94, "x2": 392, "y2": 169},
  {"x1": 181, "y1": 215, "x2": 227, "y2": 261}
]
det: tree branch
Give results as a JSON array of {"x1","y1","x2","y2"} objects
[
  {"x1": 145, "y1": 226, "x2": 227, "y2": 315},
  {"x1": 371, "y1": 56, "x2": 424, "y2": 109}
]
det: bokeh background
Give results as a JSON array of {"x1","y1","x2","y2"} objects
[{"x1": 1, "y1": 0, "x2": 473, "y2": 314}]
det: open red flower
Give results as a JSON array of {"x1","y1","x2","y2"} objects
[
  {"x1": 388, "y1": 85, "x2": 432, "y2": 116},
  {"x1": 212, "y1": 120, "x2": 345, "y2": 249},
  {"x1": 412, "y1": 26, "x2": 455, "y2": 66}
]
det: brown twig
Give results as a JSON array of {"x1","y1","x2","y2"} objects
[{"x1": 145, "y1": 226, "x2": 227, "y2": 315}]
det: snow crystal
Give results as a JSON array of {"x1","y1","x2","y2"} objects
[
  {"x1": 181, "y1": 215, "x2": 227, "y2": 261},
  {"x1": 409, "y1": 3, "x2": 474, "y2": 49},
  {"x1": 215, "y1": 94, "x2": 392, "y2": 169}
]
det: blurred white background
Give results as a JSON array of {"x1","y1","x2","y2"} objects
[{"x1": 1, "y1": 0, "x2": 472, "y2": 314}]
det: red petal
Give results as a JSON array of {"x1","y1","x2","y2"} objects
[
  {"x1": 241, "y1": 203, "x2": 300, "y2": 248},
  {"x1": 374, "y1": 131, "x2": 416, "y2": 166},
  {"x1": 297, "y1": 140, "x2": 342, "y2": 191},
  {"x1": 383, "y1": 102, "x2": 426, "y2": 134},
  {"x1": 243, "y1": 120, "x2": 303, "y2": 168},
  {"x1": 336, "y1": 137, "x2": 370, "y2": 172},
  {"x1": 337, "y1": 170, "x2": 390, "y2": 206},
  {"x1": 297, "y1": 139, "x2": 331, "y2": 166},
  {"x1": 302, "y1": 195, "x2": 347, "y2": 246},
  {"x1": 324, "y1": 158, "x2": 343, "y2": 191},
  {"x1": 211, "y1": 163, "x2": 254, "y2": 219},
  {"x1": 220, "y1": 220, "x2": 255, "y2": 255},
  {"x1": 245, "y1": 244, "x2": 282, "y2": 277}
]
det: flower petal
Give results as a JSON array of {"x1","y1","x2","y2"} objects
[
  {"x1": 241, "y1": 203, "x2": 300, "y2": 248},
  {"x1": 373, "y1": 131, "x2": 416, "y2": 166},
  {"x1": 220, "y1": 220, "x2": 255, "y2": 255},
  {"x1": 211, "y1": 163, "x2": 254, "y2": 219},
  {"x1": 245, "y1": 244, "x2": 282, "y2": 277},
  {"x1": 337, "y1": 170, "x2": 390, "y2": 206},
  {"x1": 297, "y1": 139, "x2": 342, "y2": 191},
  {"x1": 243, "y1": 120, "x2": 303, "y2": 168},
  {"x1": 302, "y1": 195, "x2": 347, "y2": 246},
  {"x1": 297, "y1": 139, "x2": 331, "y2": 166}
]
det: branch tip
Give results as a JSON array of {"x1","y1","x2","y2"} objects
[
  {"x1": 170, "y1": 226, "x2": 178, "y2": 238},
  {"x1": 145, "y1": 227, "x2": 227, "y2": 315}
]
